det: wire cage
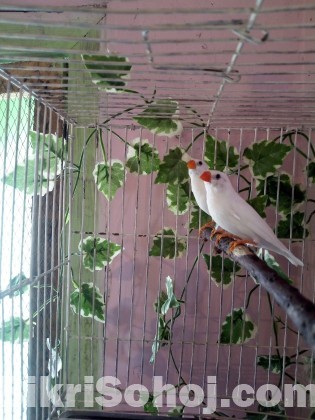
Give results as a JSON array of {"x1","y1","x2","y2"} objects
[{"x1": 0, "y1": 1, "x2": 314, "y2": 419}]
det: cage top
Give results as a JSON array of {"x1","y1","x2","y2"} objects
[{"x1": 0, "y1": 0, "x2": 314, "y2": 129}]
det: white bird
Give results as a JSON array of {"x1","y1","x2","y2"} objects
[
  {"x1": 187, "y1": 159, "x2": 211, "y2": 215},
  {"x1": 199, "y1": 170, "x2": 303, "y2": 267}
]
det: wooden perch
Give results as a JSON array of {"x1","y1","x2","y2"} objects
[{"x1": 200, "y1": 226, "x2": 315, "y2": 348}]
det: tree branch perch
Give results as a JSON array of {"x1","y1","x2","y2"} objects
[{"x1": 200, "y1": 227, "x2": 315, "y2": 348}]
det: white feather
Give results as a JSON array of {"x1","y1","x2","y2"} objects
[
  {"x1": 187, "y1": 159, "x2": 210, "y2": 215},
  {"x1": 201, "y1": 170, "x2": 303, "y2": 267}
]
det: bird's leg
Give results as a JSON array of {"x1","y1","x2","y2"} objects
[
  {"x1": 198, "y1": 220, "x2": 215, "y2": 237},
  {"x1": 228, "y1": 239, "x2": 257, "y2": 253}
]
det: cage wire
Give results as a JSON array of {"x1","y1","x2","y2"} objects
[{"x1": 0, "y1": 1, "x2": 314, "y2": 419}]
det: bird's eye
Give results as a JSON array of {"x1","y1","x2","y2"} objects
[
  {"x1": 215, "y1": 174, "x2": 221, "y2": 180},
  {"x1": 198, "y1": 161, "x2": 202, "y2": 165}
]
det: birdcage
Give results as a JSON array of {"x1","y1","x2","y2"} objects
[{"x1": 0, "y1": 1, "x2": 314, "y2": 419}]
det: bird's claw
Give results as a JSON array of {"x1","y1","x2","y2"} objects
[
  {"x1": 214, "y1": 231, "x2": 238, "y2": 246},
  {"x1": 198, "y1": 220, "x2": 215, "y2": 237},
  {"x1": 228, "y1": 239, "x2": 256, "y2": 253}
]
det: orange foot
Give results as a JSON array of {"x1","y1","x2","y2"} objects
[
  {"x1": 228, "y1": 239, "x2": 257, "y2": 253},
  {"x1": 215, "y1": 231, "x2": 240, "y2": 246},
  {"x1": 198, "y1": 220, "x2": 215, "y2": 237}
]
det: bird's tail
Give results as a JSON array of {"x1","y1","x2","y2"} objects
[
  {"x1": 263, "y1": 239, "x2": 304, "y2": 267},
  {"x1": 283, "y1": 249, "x2": 303, "y2": 267}
]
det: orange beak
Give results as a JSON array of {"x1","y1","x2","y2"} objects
[
  {"x1": 200, "y1": 171, "x2": 211, "y2": 183},
  {"x1": 187, "y1": 160, "x2": 196, "y2": 169}
]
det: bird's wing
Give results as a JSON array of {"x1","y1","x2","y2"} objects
[
  {"x1": 205, "y1": 185, "x2": 279, "y2": 246},
  {"x1": 205, "y1": 189, "x2": 244, "y2": 232},
  {"x1": 230, "y1": 210, "x2": 241, "y2": 221},
  {"x1": 230, "y1": 193, "x2": 286, "y2": 247}
]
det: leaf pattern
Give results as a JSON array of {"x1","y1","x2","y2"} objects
[
  {"x1": 166, "y1": 181, "x2": 191, "y2": 215},
  {"x1": 155, "y1": 147, "x2": 188, "y2": 184},
  {"x1": 203, "y1": 254, "x2": 241, "y2": 288},
  {"x1": 126, "y1": 139, "x2": 160, "y2": 174},
  {"x1": 243, "y1": 140, "x2": 291, "y2": 179},
  {"x1": 204, "y1": 134, "x2": 239, "y2": 171},
  {"x1": 220, "y1": 308, "x2": 257, "y2": 344},
  {"x1": 82, "y1": 54, "x2": 131, "y2": 93},
  {"x1": 149, "y1": 228, "x2": 186, "y2": 259},
  {"x1": 70, "y1": 282, "x2": 105, "y2": 323},
  {"x1": 79, "y1": 236, "x2": 122, "y2": 271},
  {"x1": 133, "y1": 99, "x2": 183, "y2": 137},
  {"x1": 93, "y1": 159, "x2": 125, "y2": 201}
]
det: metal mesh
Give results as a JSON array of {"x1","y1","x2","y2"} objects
[
  {"x1": 0, "y1": 72, "x2": 70, "y2": 420},
  {"x1": 0, "y1": 82, "x2": 34, "y2": 420},
  {"x1": 0, "y1": 2, "x2": 314, "y2": 420},
  {"x1": 0, "y1": 1, "x2": 314, "y2": 127}
]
